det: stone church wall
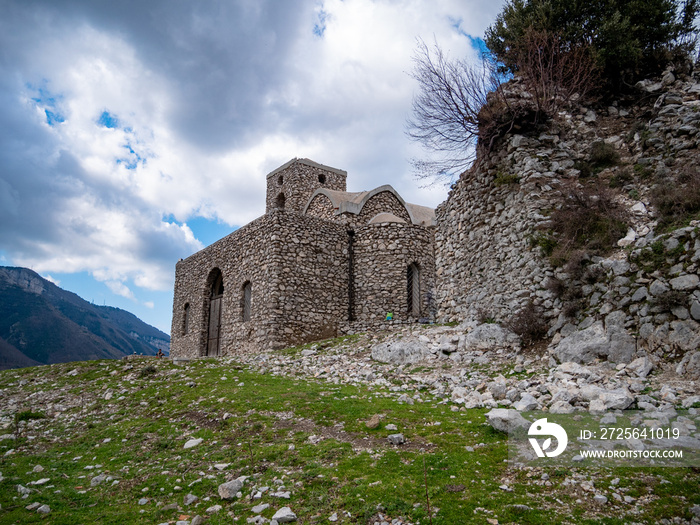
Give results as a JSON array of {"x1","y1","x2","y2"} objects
[
  {"x1": 351, "y1": 222, "x2": 435, "y2": 331},
  {"x1": 266, "y1": 159, "x2": 347, "y2": 214},
  {"x1": 305, "y1": 193, "x2": 337, "y2": 221},
  {"x1": 355, "y1": 191, "x2": 412, "y2": 226},
  {"x1": 171, "y1": 214, "x2": 278, "y2": 358},
  {"x1": 171, "y1": 210, "x2": 350, "y2": 356},
  {"x1": 266, "y1": 211, "x2": 350, "y2": 348}
]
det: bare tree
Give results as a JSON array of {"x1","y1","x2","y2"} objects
[
  {"x1": 406, "y1": 39, "x2": 502, "y2": 182},
  {"x1": 406, "y1": 35, "x2": 598, "y2": 183},
  {"x1": 515, "y1": 29, "x2": 599, "y2": 119}
]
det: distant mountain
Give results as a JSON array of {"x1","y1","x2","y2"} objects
[{"x1": 0, "y1": 266, "x2": 170, "y2": 370}]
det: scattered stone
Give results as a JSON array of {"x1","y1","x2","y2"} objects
[
  {"x1": 184, "y1": 493, "x2": 199, "y2": 505},
  {"x1": 218, "y1": 477, "x2": 247, "y2": 499},
  {"x1": 252, "y1": 503, "x2": 269, "y2": 514},
  {"x1": 184, "y1": 438, "x2": 203, "y2": 449},
  {"x1": 593, "y1": 495, "x2": 608, "y2": 505},
  {"x1": 370, "y1": 341, "x2": 426, "y2": 365},
  {"x1": 387, "y1": 433, "x2": 405, "y2": 445},
  {"x1": 206, "y1": 504, "x2": 222, "y2": 513},
  {"x1": 485, "y1": 409, "x2": 530, "y2": 435},
  {"x1": 365, "y1": 414, "x2": 381, "y2": 429},
  {"x1": 463, "y1": 324, "x2": 520, "y2": 351},
  {"x1": 138, "y1": 498, "x2": 149, "y2": 505},
  {"x1": 271, "y1": 506, "x2": 297, "y2": 523},
  {"x1": 36, "y1": 504, "x2": 50, "y2": 514},
  {"x1": 90, "y1": 473, "x2": 107, "y2": 487}
]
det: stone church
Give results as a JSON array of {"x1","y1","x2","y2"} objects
[{"x1": 170, "y1": 158, "x2": 436, "y2": 358}]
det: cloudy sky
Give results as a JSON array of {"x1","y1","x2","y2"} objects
[{"x1": 0, "y1": 0, "x2": 505, "y2": 334}]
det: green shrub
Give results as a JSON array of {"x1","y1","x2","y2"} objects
[
  {"x1": 530, "y1": 232, "x2": 558, "y2": 257},
  {"x1": 547, "y1": 185, "x2": 629, "y2": 265},
  {"x1": 506, "y1": 302, "x2": 549, "y2": 347},
  {"x1": 494, "y1": 172, "x2": 520, "y2": 186},
  {"x1": 633, "y1": 163, "x2": 653, "y2": 179},
  {"x1": 139, "y1": 364, "x2": 157, "y2": 378},
  {"x1": 651, "y1": 168, "x2": 700, "y2": 230},
  {"x1": 15, "y1": 410, "x2": 45, "y2": 423},
  {"x1": 589, "y1": 141, "x2": 620, "y2": 171},
  {"x1": 485, "y1": 0, "x2": 699, "y2": 92},
  {"x1": 652, "y1": 290, "x2": 687, "y2": 311},
  {"x1": 609, "y1": 169, "x2": 632, "y2": 188}
]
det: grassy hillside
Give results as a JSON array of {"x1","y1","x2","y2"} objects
[{"x1": 0, "y1": 336, "x2": 698, "y2": 524}]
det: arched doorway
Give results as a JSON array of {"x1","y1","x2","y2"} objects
[{"x1": 207, "y1": 269, "x2": 224, "y2": 356}]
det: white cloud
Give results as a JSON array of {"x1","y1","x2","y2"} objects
[
  {"x1": 43, "y1": 275, "x2": 61, "y2": 286},
  {"x1": 105, "y1": 280, "x2": 136, "y2": 300},
  {"x1": 0, "y1": 0, "x2": 505, "y2": 301}
]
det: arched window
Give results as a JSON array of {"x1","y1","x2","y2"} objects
[
  {"x1": 275, "y1": 193, "x2": 286, "y2": 210},
  {"x1": 211, "y1": 271, "x2": 224, "y2": 297},
  {"x1": 318, "y1": 173, "x2": 326, "y2": 184},
  {"x1": 407, "y1": 263, "x2": 420, "y2": 317},
  {"x1": 242, "y1": 281, "x2": 252, "y2": 322},
  {"x1": 182, "y1": 303, "x2": 190, "y2": 335},
  {"x1": 277, "y1": 175, "x2": 284, "y2": 186}
]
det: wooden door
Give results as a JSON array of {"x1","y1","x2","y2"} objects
[{"x1": 207, "y1": 296, "x2": 222, "y2": 356}]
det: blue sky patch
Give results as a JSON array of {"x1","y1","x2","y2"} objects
[
  {"x1": 313, "y1": 8, "x2": 328, "y2": 37},
  {"x1": 448, "y1": 16, "x2": 490, "y2": 57},
  {"x1": 44, "y1": 109, "x2": 65, "y2": 126},
  {"x1": 116, "y1": 142, "x2": 144, "y2": 170},
  {"x1": 98, "y1": 111, "x2": 119, "y2": 128},
  {"x1": 28, "y1": 84, "x2": 65, "y2": 126},
  {"x1": 164, "y1": 214, "x2": 238, "y2": 248}
]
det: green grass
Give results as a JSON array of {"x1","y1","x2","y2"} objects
[{"x1": 0, "y1": 357, "x2": 698, "y2": 523}]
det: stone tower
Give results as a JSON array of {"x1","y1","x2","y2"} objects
[{"x1": 265, "y1": 158, "x2": 347, "y2": 214}]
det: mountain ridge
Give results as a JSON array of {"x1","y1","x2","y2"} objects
[{"x1": 0, "y1": 266, "x2": 170, "y2": 369}]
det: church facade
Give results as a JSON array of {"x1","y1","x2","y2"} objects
[{"x1": 170, "y1": 158, "x2": 436, "y2": 358}]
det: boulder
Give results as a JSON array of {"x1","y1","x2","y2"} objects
[
  {"x1": 463, "y1": 324, "x2": 520, "y2": 351},
  {"x1": 676, "y1": 351, "x2": 700, "y2": 379},
  {"x1": 370, "y1": 341, "x2": 426, "y2": 365},
  {"x1": 581, "y1": 385, "x2": 634, "y2": 410},
  {"x1": 553, "y1": 317, "x2": 636, "y2": 365},
  {"x1": 218, "y1": 476, "x2": 248, "y2": 500},
  {"x1": 387, "y1": 434, "x2": 405, "y2": 445},
  {"x1": 669, "y1": 321, "x2": 700, "y2": 351},
  {"x1": 485, "y1": 409, "x2": 530, "y2": 435},
  {"x1": 627, "y1": 355, "x2": 654, "y2": 378},
  {"x1": 549, "y1": 400, "x2": 575, "y2": 414},
  {"x1": 513, "y1": 393, "x2": 539, "y2": 412},
  {"x1": 552, "y1": 322, "x2": 608, "y2": 364}
]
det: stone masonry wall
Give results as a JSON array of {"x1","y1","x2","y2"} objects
[
  {"x1": 351, "y1": 222, "x2": 435, "y2": 331},
  {"x1": 305, "y1": 193, "x2": 337, "y2": 221},
  {"x1": 171, "y1": 214, "x2": 277, "y2": 358},
  {"x1": 266, "y1": 159, "x2": 346, "y2": 214},
  {"x1": 171, "y1": 210, "x2": 350, "y2": 356},
  {"x1": 436, "y1": 147, "x2": 561, "y2": 324},
  {"x1": 436, "y1": 72, "x2": 700, "y2": 365},
  {"x1": 266, "y1": 211, "x2": 350, "y2": 348},
  {"x1": 355, "y1": 191, "x2": 412, "y2": 226}
]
